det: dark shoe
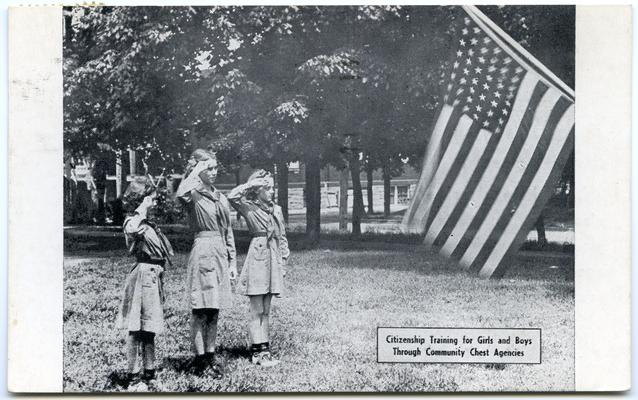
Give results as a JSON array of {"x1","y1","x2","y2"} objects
[{"x1": 191, "y1": 355, "x2": 207, "y2": 376}]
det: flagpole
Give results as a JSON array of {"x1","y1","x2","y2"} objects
[{"x1": 462, "y1": 5, "x2": 575, "y2": 101}]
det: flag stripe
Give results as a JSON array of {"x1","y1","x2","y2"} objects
[
  {"x1": 424, "y1": 122, "x2": 483, "y2": 233},
  {"x1": 410, "y1": 114, "x2": 474, "y2": 228},
  {"x1": 424, "y1": 127, "x2": 493, "y2": 245},
  {"x1": 463, "y1": 93, "x2": 570, "y2": 272},
  {"x1": 441, "y1": 74, "x2": 545, "y2": 258},
  {"x1": 437, "y1": 107, "x2": 466, "y2": 169},
  {"x1": 459, "y1": 88, "x2": 563, "y2": 269},
  {"x1": 403, "y1": 104, "x2": 454, "y2": 232},
  {"x1": 479, "y1": 107, "x2": 575, "y2": 278},
  {"x1": 429, "y1": 127, "x2": 500, "y2": 248}
]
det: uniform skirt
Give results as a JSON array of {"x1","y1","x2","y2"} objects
[
  {"x1": 118, "y1": 262, "x2": 165, "y2": 334},
  {"x1": 186, "y1": 231, "x2": 232, "y2": 309},
  {"x1": 237, "y1": 235, "x2": 285, "y2": 296}
]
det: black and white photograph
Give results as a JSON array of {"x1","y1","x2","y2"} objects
[{"x1": 58, "y1": 5, "x2": 580, "y2": 393}]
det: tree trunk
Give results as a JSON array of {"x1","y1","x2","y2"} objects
[
  {"x1": 276, "y1": 160, "x2": 289, "y2": 223},
  {"x1": 235, "y1": 168, "x2": 241, "y2": 186},
  {"x1": 383, "y1": 165, "x2": 391, "y2": 217},
  {"x1": 366, "y1": 163, "x2": 374, "y2": 215},
  {"x1": 349, "y1": 156, "x2": 363, "y2": 236},
  {"x1": 339, "y1": 167, "x2": 349, "y2": 231},
  {"x1": 535, "y1": 213, "x2": 547, "y2": 247},
  {"x1": 304, "y1": 156, "x2": 321, "y2": 243}
]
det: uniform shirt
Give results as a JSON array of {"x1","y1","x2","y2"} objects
[
  {"x1": 176, "y1": 176, "x2": 237, "y2": 270},
  {"x1": 227, "y1": 183, "x2": 290, "y2": 260},
  {"x1": 123, "y1": 206, "x2": 174, "y2": 262}
]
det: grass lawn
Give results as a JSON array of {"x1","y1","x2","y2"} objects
[{"x1": 63, "y1": 246, "x2": 573, "y2": 392}]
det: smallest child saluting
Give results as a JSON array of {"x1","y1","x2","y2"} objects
[{"x1": 117, "y1": 176, "x2": 174, "y2": 389}]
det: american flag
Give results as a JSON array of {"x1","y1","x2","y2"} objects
[{"x1": 402, "y1": 6, "x2": 575, "y2": 278}]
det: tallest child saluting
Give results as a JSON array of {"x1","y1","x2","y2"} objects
[{"x1": 175, "y1": 149, "x2": 237, "y2": 377}]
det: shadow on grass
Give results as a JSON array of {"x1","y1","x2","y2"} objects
[
  {"x1": 103, "y1": 370, "x2": 130, "y2": 391},
  {"x1": 216, "y1": 344, "x2": 251, "y2": 360}
]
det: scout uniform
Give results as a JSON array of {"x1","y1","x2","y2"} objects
[
  {"x1": 227, "y1": 186, "x2": 290, "y2": 297},
  {"x1": 118, "y1": 208, "x2": 174, "y2": 334},
  {"x1": 178, "y1": 183, "x2": 236, "y2": 310}
]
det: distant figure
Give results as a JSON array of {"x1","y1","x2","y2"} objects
[
  {"x1": 118, "y1": 176, "x2": 174, "y2": 389},
  {"x1": 227, "y1": 170, "x2": 290, "y2": 367},
  {"x1": 175, "y1": 149, "x2": 237, "y2": 377}
]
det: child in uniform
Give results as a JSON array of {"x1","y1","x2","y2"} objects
[
  {"x1": 227, "y1": 170, "x2": 289, "y2": 367},
  {"x1": 176, "y1": 149, "x2": 237, "y2": 377},
  {"x1": 118, "y1": 176, "x2": 174, "y2": 388}
]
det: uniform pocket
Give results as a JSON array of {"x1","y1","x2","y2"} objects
[{"x1": 250, "y1": 239, "x2": 268, "y2": 261}]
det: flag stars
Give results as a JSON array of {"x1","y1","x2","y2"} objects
[
  {"x1": 473, "y1": 27, "x2": 481, "y2": 34},
  {"x1": 471, "y1": 78, "x2": 478, "y2": 85},
  {"x1": 470, "y1": 38, "x2": 478, "y2": 45},
  {"x1": 476, "y1": 105, "x2": 482, "y2": 112},
  {"x1": 497, "y1": 82, "x2": 504, "y2": 89},
  {"x1": 506, "y1": 92, "x2": 515, "y2": 100},
  {"x1": 453, "y1": 98, "x2": 461, "y2": 106},
  {"x1": 488, "y1": 65, "x2": 496, "y2": 72},
  {"x1": 486, "y1": 75, "x2": 493, "y2": 82},
  {"x1": 490, "y1": 100, "x2": 498, "y2": 107},
  {"x1": 459, "y1": 39, "x2": 466, "y2": 46},
  {"x1": 493, "y1": 47, "x2": 502, "y2": 54},
  {"x1": 483, "y1": 37, "x2": 492, "y2": 44},
  {"x1": 511, "y1": 75, "x2": 520, "y2": 83},
  {"x1": 503, "y1": 57, "x2": 512, "y2": 64},
  {"x1": 515, "y1": 66, "x2": 523, "y2": 74},
  {"x1": 453, "y1": 61, "x2": 460, "y2": 69},
  {"x1": 487, "y1": 110, "x2": 494, "y2": 117},
  {"x1": 483, "y1": 120, "x2": 490, "y2": 128},
  {"x1": 466, "y1": 96, "x2": 473, "y2": 103},
  {"x1": 468, "y1": 49, "x2": 475, "y2": 56},
  {"x1": 498, "y1": 117, "x2": 504, "y2": 125},
  {"x1": 466, "y1": 58, "x2": 472, "y2": 65},
  {"x1": 462, "y1": 28, "x2": 469, "y2": 35},
  {"x1": 482, "y1": 83, "x2": 490, "y2": 90},
  {"x1": 500, "y1": 67, "x2": 510, "y2": 75},
  {"x1": 474, "y1": 66, "x2": 482, "y2": 74},
  {"x1": 457, "y1": 50, "x2": 463, "y2": 57},
  {"x1": 502, "y1": 108, "x2": 509, "y2": 116},
  {"x1": 480, "y1": 47, "x2": 489, "y2": 54},
  {"x1": 460, "y1": 77, "x2": 467, "y2": 84},
  {"x1": 450, "y1": 72, "x2": 457, "y2": 79},
  {"x1": 456, "y1": 87, "x2": 464, "y2": 95},
  {"x1": 478, "y1": 56, "x2": 486, "y2": 64},
  {"x1": 479, "y1": 93, "x2": 486, "y2": 101},
  {"x1": 462, "y1": 105, "x2": 470, "y2": 112},
  {"x1": 472, "y1": 113, "x2": 479, "y2": 120},
  {"x1": 494, "y1": 91, "x2": 501, "y2": 98},
  {"x1": 463, "y1": 68, "x2": 469, "y2": 75},
  {"x1": 490, "y1": 57, "x2": 498, "y2": 64},
  {"x1": 469, "y1": 86, "x2": 475, "y2": 94}
]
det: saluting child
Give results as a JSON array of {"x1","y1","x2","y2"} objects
[
  {"x1": 227, "y1": 170, "x2": 290, "y2": 367},
  {"x1": 118, "y1": 176, "x2": 174, "y2": 388}
]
